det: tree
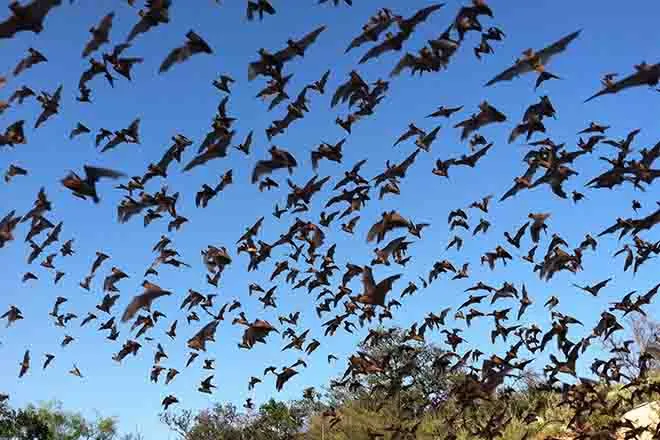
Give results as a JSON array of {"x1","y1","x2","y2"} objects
[
  {"x1": 604, "y1": 314, "x2": 660, "y2": 377},
  {"x1": 0, "y1": 399, "x2": 137, "y2": 440},
  {"x1": 329, "y1": 328, "x2": 457, "y2": 418},
  {"x1": 0, "y1": 401, "x2": 53, "y2": 440},
  {"x1": 250, "y1": 399, "x2": 304, "y2": 440},
  {"x1": 24, "y1": 401, "x2": 118, "y2": 440},
  {"x1": 161, "y1": 400, "x2": 307, "y2": 440},
  {"x1": 161, "y1": 403, "x2": 248, "y2": 440}
]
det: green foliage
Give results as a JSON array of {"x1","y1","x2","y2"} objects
[
  {"x1": 8, "y1": 323, "x2": 660, "y2": 440},
  {"x1": 162, "y1": 399, "x2": 313, "y2": 440},
  {"x1": 250, "y1": 399, "x2": 302, "y2": 440},
  {"x1": 0, "y1": 401, "x2": 53, "y2": 440},
  {"x1": 0, "y1": 400, "x2": 135, "y2": 440},
  {"x1": 188, "y1": 403, "x2": 245, "y2": 440}
]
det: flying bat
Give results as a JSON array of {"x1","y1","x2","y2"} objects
[
  {"x1": 585, "y1": 62, "x2": 660, "y2": 102},
  {"x1": 484, "y1": 30, "x2": 581, "y2": 87},
  {"x1": 159, "y1": 30, "x2": 213, "y2": 73}
]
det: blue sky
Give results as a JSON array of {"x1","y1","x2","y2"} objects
[{"x1": 1, "y1": 0, "x2": 660, "y2": 438}]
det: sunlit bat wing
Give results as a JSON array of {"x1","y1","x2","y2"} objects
[
  {"x1": 585, "y1": 63, "x2": 660, "y2": 102},
  {"x1": 535, "y1": 29, "x2": 581, "y2": 65},
  {"x1": 485, "y1": 30, "x2": 581, "y2": 87}
]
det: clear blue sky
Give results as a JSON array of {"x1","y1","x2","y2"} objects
[{"x1": 1, "y1": 0, "x2": 660, "y2": 438}]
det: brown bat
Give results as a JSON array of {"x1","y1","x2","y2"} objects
[
  {"x1": 121, "y1": 281, "x2": 172, "y2": 322},
  {"x1": 251, "y1": 146, "x2": 298, "y2": 183},
  {"x1": 427, "y1": 105, "x2": 463, "y2": 119},
  {"x1": 247, "y1": 0, "x2": 275, "y2": 21},
  {"x1": 453, "y1": 143, "x2": 494, "y2": 168},
  {"x1": 485, "y1": 30, "x2": 581, "y2": 87},
  {"x1": 4, "y1": 164, "x2": 28, "y2": 183},
  {"x1": 248, "y1": 26, "x2": 326, "y2": 80},
  {"x1": 82, "y1": 12, "x2": 114, "y2": 58},
  {"x1": 183, "y1": 131, "x2": 234, "y2": 172},
  {"x1": 69, "y1": 123, "x2": 91, "y2": 140},
  {"x1": 454, "y1": 102, "x2": 506, "y2": 140},
  {"x1": 159, "y1": 30, "x2": 213, "y2": 73},
  {"x1": 34, "y1": 85, "x2": 62, "y2": 128},
  {"x1": 358, "y1": 4, "x2": 444, "y2": 64},
  {"x1": 345, "y1": 9, "x2": 397, "y2": 53},
  {"x1": 355, "y1": 266, "x2": 401, "y2": 306},
  {"x1": 9, "y1": 86, "x2": 36, "y2": 104},
  {"x1": 13, "y1": 48, "x2": 47, "y2": 76},
  {"x1": 126, "y1": 0, "x2": 171, "y2": 42},
  {"x1": 79, "y1": 58, "x2": 114, "y2": 89},
  {"x1": 0, "y1": 0, "x2": 62, "y2": 39},
  {"x1": 585, "y1": 62, "x2": 660, "y2": 102},
  {"x1": 61, "y1": 165, "x2": 125, "y2": 203},
  {"x1": 103, "y1": 43, "x2": 144, "y2": 80}
]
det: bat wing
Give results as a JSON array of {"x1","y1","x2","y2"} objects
[
  {"x1": 280, "y1": 109, "x2": 300, "y2": 128},
  {"x1": 345, "y1": 20, "x2": 392, "y2": 53},
  {"x1": 187, "y1": 32, "x2": 213, "y2": 55},
  {"x1": 473, "y1": 143, "x2": 493, "y2": 161},
  {"x1": 78, "y1": 67, "x2": 97, "y2": 88},
  {"x1": 0, "y1": 16, "x2": 20, "y2": 39},
  {"x1": 366, "y1": 220, "x2": 383, "y2": 243},
  {"x1": 500, "y1": 181, "x2": 523, "y2": 202},
  {"x1": 358, "y1": 33, "x2": 404, "y2": 64},
  {"x1": 159, "y1": 45, "x2": 191, "y2": 73},
  {"x1": 98, "y1": 12, "x2": 115, "y2": 34},
  {"x1": 351, "y1": 158, "x2": 367, "y2": 173},
  {"x1": 251, "y1": 160, "x2": 277, "y2": 183},
  {"x1": 641, "y1": 140, "x2": 660, "y2": 168},
  {"x1": 121, "y1": 295, "x2": 144, "y2": 322},
  {"x1": 508, "y1": 123, "x2": 527, "y2": 144},
  {"x1": 126, "y1": 17, "x2": 154, "y2": 42},
  {"x1": 297, "y1": 25, "x2": 327, "y2": 50},
  {"x1": 183, "y1": 146, "x2": 224, "y2": 173},
  {"x1": 475, "y1": 108, "x2": 505, "y2": 131},
  {"x1": 310, "y1": 175, "x2": 331, "y2": 193},
  {"x1": 318, "y1": 69, "x2": 330, "y2": 88},
  {"x1": 83, "y1": 13, "x2": 114, "y2": 57},
  {"x1": 330, "y1": 80, "x2": 355, "y2": 107},
  {"x1": 381, "y1": 236, "x2": 407, "y2": 256},
  {"x1": 375, "y1": 273, "x2": 402, "y2": 295},
  {"x1": 52, "y1": 85, "x2": 62, "y2": 102},
  {"x1": 454, "y1": 117, "x2": 477, "y2": 140},
  {"x1": 27, "y1": 0, "x2": 63, "y2": 23},
  {"x1": 248, "y1": 60, "x2": 269, "y2": 81},
  {"x1": 84, "y1": 165, "x2": 125, "y2": 183},
  {"x1": 101, "y1": 135, "x2": 123, "y2": 152},
  {"x1": 111, "y1": 43, "x2": 131, "y2": 58},
  {"x1": 126, "y1": 117, "x2": 141, "y2": 140},
  {"x1": 260, "y1": 2, "x2": 276, "y2": 14},
  {"x1": 275, "y1": 25, "x2": 326, "y2": 63},
  {"x1": 404, "y1": 3, "x2": 444, "y2": 29},
  {"x1": 585, "y1": 66, "x2": 660, "y2": 102},
  {"x1": 390, "y1": 53, "x2": 417, "y2": 77},
  {"x1": 399, "y1": 149, "x2": 420, "y2": 172},
  {"x1": 484, "y1": 60, "x2": 532, "y2": 86},
  {"x1": 536, "y1": 29, "x2": 581, "y2": 65},
  {"x1": 13, "y1": 57, "x2": 32, "y2": 76},
  {"x1": 34, "y1": 108, "x2": 53, "y2": 128},
  {"x1": 361, "y1": 265, "x2": 376, "y2": 292},
  {"x1": 82, "y1": 39, "x2": 100, "y2": 58}
]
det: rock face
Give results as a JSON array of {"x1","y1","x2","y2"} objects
[{"x1": 621, "y1": 401, "x2": 660, "y2": 440}]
